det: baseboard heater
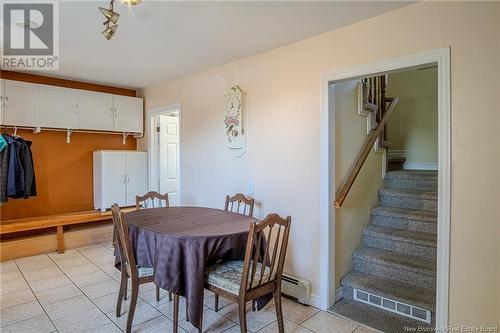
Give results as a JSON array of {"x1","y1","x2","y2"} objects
[{"x1": 281, "y1": 273, "x2": 311, "y2": 305}]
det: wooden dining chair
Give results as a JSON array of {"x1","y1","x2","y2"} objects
[
  {"x1": 224, "y1": 193, "x2": 254, "y2": 217},
  {"x1": 172, "y1": 213, "x2": 291, "y2": 333},
  {"x1": 213, "y1": 193, "x2": 256, "y2": 312},
  {"x1": 111, "y1": 204, "x2": 167, "y2": 333},
  {"x1": 136, "y1": 191, "x2": 169, "y2": 209}
]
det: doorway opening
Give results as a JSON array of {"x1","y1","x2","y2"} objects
[
  {"x1": 319, "y1": 48, "x2": 450, "y2": 332},
  {"x1": 148, "y1": 105, "x2": 182, "y2": 206}
]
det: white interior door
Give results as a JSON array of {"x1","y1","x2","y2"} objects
[
  {"x1": 39, "y1": 85, "x2": 79, "y2": 129},
  {"x1": 159, "y1": 114, "x2": 180, "y2": 206},
  {"x1": 125, "y1": 152, "x2": 148, "y2": 206},
  {"x1": 79, "y1": 91, "x2": 114, "y2": 131},
  {"x1": 3, "y1": 80, "x2": 39, "y2": 127}
]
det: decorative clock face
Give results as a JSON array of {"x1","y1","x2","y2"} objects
[
  {"x1": 224, "y1": 85, "x2": 245, "y2": 156},
  {"x1": 225, "y1": 95, "x2": 241, "y2": 117}
]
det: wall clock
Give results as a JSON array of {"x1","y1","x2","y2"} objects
[{"x1": 224, "y1": 85, "x2": 246, "y2": 157}]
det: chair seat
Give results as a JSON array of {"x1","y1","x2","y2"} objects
[
  {"x1": 138, "y1": 266, "x2": 154, "y2": 278},
  {"x1": 205, "y1": 260, "x2": 274, "y2": 295}
]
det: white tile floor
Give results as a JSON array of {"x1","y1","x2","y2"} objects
[{"x1": 0, "y1": 242, "x2": 377, "y2": 333}]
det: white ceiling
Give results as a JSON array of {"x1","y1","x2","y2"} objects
[{"x1": 50, "y1": 1, "x2": 413, "y2": 89}]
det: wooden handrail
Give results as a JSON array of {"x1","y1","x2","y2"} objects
[{"x1": 334, "y1": 97, "x2": 399, "y2": 208}]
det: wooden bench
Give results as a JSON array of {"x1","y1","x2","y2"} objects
[{"x1": 0, "y1": 208, "x2": 136, "y2": 254}]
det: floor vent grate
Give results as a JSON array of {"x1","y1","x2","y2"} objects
[{"x1": 353, "y1": 288, "x2": 431, "y2": 324}]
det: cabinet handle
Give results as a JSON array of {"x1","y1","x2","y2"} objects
[{"x1": 4, "y1": 96, "x2": 8, "y2": 108}]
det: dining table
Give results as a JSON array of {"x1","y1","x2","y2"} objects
[{"x1": 119, "y1": 206, "x2": 270, "y2": 329}]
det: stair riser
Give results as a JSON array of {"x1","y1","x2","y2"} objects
[
  {"x1": 384, "y1": 178, "x2": 437, "y2": 191},
  {"x1": 379, "y1": 195, "x2": 437, "y2": 211},
  {"x1": 353, "y1": 258, "x2": 436, "y2": 289},
  {"x1": 362, "y1": 235, "x2": 436, "y2": 258},
  {"x1": 371, "y1": 215, "x2": 437, "y2": 234},
  {"x1": 341, "y1": 285, "x2": 435, "y2": 313}
]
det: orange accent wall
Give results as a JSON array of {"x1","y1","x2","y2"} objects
[{"x1": 0, "y1": 129, "x2": 137, "y2": 220}]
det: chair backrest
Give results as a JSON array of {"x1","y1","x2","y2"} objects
[
  {"x1": 224, "y1": 193, "x2": 255, "y2": 217},
  {"x1": 136, "y1": 191, "x2": 169, "y2": 209},
  {"x1": 239, "y1": 213, "x2": 291, "y2": 294},
  {"x1": 111, "y1": 203, "x2": 138, "y2": 279}
]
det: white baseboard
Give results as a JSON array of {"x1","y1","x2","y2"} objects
[
  {"x1": 309, "y1": 288, "x2": 343, "y2": 311},
  {"x1": 334, "y1": 287, "x2": 344, "y2": 303},
  {"x1": 403, "y1": 162, "x2": 438, "y2": 170},
  {"x1": 309, "y1": 294, "x2": 322, "y2": 309}
]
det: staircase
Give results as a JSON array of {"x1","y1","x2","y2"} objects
[{"x1": 333, "y1": 170, "x2": 438, "y2": 332}]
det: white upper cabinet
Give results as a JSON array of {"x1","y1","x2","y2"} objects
[
  {"x1": 113, "y1": 95, "x2": 143, "y2": 133},
  {"x1": 0, "y1": 79, "x2": 143, "y2": 134},
  {"x1": 39, "y1": 85, "x2": 79, "y2": 129},
  {"x1": 0, "y1": 80, "x2": 4, "y2": 124},
  {"x1": 2, "y1": 79, "x2": 39, "y2": 127},
  {"x1": 79, "y1": 90, "x2": 114, "y2": 131}
]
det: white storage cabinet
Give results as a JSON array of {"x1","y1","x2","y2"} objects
[
  {"x1": 93, "y1": 150, "x2": 147, "y2": 211},
  {"x1": 0, "y1": 79, "x2": 144, "y2": 134},
  {"x1": 1, "y1": 80, "x2": 39, "y2": 127}
]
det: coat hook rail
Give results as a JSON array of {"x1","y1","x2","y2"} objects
[{"x1": 0, "y1": 125, "x2": 140, "y2": 144}]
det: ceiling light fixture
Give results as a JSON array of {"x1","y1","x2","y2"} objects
[
  {"x1": 102, "y1": 24, "x2": 118, "y2": 40},
  {"x1": 98, "y1": 0, "x2": 142, "y2": 40},
  {"x1": 123, "y1": 0, "x2": 142, "y2": 5},
  {"x1": 98, "y1": 0, "x2": 119, "y2": 40},
  {"x1": 99, "y1": 6, "x2": 120, "y2": 25}
]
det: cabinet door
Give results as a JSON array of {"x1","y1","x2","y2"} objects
[
  {"x1": 0, "y1": 80, "x2": 4, "y2": 125},
  {"x1": 101, "y1": 152, "x2": 127, "y2": 208},
  {"x1": 79, "y1": 91, "x2": 114, "y2": 131},
  {"x1": 113, "y1": 95, "x2": 143, "y2": 133},
  {"x1": 3, "y1": 80, "x2": 39, "y2": 127},
  {"x1": 125, "y1": 152, "x2": 147, "y2": 206},
  {"x1": 39, "y1": 85, "x2": 79, "y2": 129}
]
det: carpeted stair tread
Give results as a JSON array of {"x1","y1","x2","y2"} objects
[
  {"x1": 342, "y1": 271, "x2": 436, "y2": 311},
  {"x1": 379, "y1": 188, "x2": 437, "y2": 200},
  {"x1": 363, "y1": 225, "x2": 437, "y2": 247},
  {"x1": 353, "y1": 246, "x2": 436, "y2": 277},
  {"x1": 371, "y1": 206, "x2": 437, "y2": 223},
  {"x1": 385, "y1": 170, "x2": 438, "y2": 180}
]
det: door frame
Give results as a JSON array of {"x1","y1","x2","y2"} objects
[
  {"x1": 319, "y1": 48, "x2": 451, "y2": 329},
  {"x1": 147, "y1": 103, "x2": 183, "y2": 205}
]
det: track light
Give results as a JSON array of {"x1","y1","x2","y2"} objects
[
  {"x1": 98, "y1": 7, "x2": 119, "y2": 24},
  {"x1": 98, "y1": 0, "x2": 142, "y2": 40},
  {"x1": 99, "y1": 0, "x2": 119, "y2": 40},
  {"x1": 102, "y1": 24, "x2": 118, "y2": 40}
]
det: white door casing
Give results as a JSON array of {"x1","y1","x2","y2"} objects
[
  {"x1": 79, "y1": 91, "x2": 114, "y2": 131},
  {"x1": 3, "y1": 80, "x2": 39, "y2": 127},
  {"x1": 319, "y1": 48, "x2": 451, "y2": 330},
  {"x1": 158, "y1": 115, "x2": 180, "y2": 206},
  {"x1": 39, "y1": 85, "x2": 79, "y2": 129}
]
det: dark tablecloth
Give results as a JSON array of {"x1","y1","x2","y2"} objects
[{"x1": 119, "y1": 206, "x2": 267, "y2": 329}]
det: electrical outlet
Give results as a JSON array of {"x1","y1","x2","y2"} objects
[{"x1": 247, "y1": 183, "x2": 254, "y2": 196}]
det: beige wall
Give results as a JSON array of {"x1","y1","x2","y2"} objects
[
  {"x1": 387, "y1": 68, "x2": 438, "y2": 164},
  {"x1": 139, "y1": 2, "x2": 500, "y2": 327},
  {"x1": 333, "y1": 81, "x2": 383, "y2": 288}
]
